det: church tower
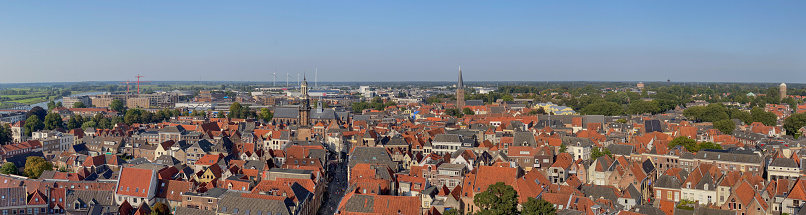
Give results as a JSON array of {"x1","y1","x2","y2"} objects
[
  {"x1": 299, "y1": 74, "x2": 311, "y2": 126},
  {"x1": 456, "y1": 67, "x2": 465, "y2": 108}
]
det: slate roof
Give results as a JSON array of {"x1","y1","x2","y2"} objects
[
  {"x1": 770, "y1": 157, "x2": 798, "y2": 168},
  {"x1": 432, "y1": 134, "x2": 461, "y2": 143},
  {"x1": 349, "y1": 147, "x2": 399, "y2": 172},
  {"x1": 655, "y1": 175, "x2": 682, "y2": 189},
  {"x1": 694, "y1": 150, "x2": 762, "y2": 164},
  {"x1": 513, "y1": 132, "x2": 537, "y2": 147},
  {"x1": 217, "y1": 191, "x2": 292, "y2": 215},
  {"x1": 274, "y1": 107, "x2": 300, "y2": 119},
  {"x1": 175, "y1": 207, "x2": 216, "y2": 215},
  {"x1": 607, "y1": 144, "x2": 634, "y2": 156}
]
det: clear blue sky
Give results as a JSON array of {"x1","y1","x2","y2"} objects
[{"x1": 1, "y1": 1, "x2": 804, "y2": 83}]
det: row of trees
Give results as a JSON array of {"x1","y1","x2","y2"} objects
[
  {"x1": 683, "y1": 104, "x2": 776, "y2": 126},
  {"x1": 352, "y1": 97, "x2": 396, "y2": 113},
  {"x1": 0, "y1": 156, "x2": 53, "y2": 179},
  {"x1": 667, "y1": 136, "x2": 722, "y2": 153}
]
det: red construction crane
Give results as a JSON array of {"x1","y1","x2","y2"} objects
[
  {"x1": 120, "y1": 80, "x2": 132, "y2": 94},
  {"x1": 135, "y1": 74, "x2": 151, "y2": 94}
]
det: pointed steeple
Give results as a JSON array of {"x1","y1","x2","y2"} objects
[{"x1": 458, "y1": 66, "x2": 464, "y2": 89}]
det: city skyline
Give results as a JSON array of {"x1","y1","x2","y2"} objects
[{"x1": 1, "y1": 1, "x2": 804, "y2": 83}]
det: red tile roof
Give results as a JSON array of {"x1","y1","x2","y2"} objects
[{"x1": 116, "y1": 168, "x2": 155, "y2": 198}]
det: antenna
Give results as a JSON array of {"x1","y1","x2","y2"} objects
[
  {"x1": 315, "y1": 68, "x2": 318, "y2": 88},
  {"x1": 286, "y1": 73, "x2": 290, "y2": 87},
  {"x1": 273, "y1": 70, "x2": 277, "y2": 87},
  {"x1": 297, "y1": 73, "x2": 300, "y2": 86}
]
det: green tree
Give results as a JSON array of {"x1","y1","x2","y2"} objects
[
  {"x1": 444, "y1": 108, "x2": 464, "y2": 118},
  {"x1": 0, "y1": 163, "x2": 17, "y2": 175},
  {"x1": 522, "y1": 197, "x2": 556, "y2": 215},
  {"x1": 124, "y1": 109, "x2": 143, "y2": 125},
  {"x1": 227, "y1": 102, "x2": 245, "y2": 118},
  {"x1": 783, "y1": 113, "x2": 806, "y2": 138},
  {"x1": 683, "y1": 106, "x2": 705, "y2": 121},
  {"x1": 259, "y1": 108, "x2": 273, "y2": 122},
  {"x1": 698, "y1": 142, "x2": 723, "y2": 151},
  {"x1": 150, "y1": 202, "x2": 173, "y2": 215},
  {"x1": 81, "y1": 121, "x2": 97, "y2": 129},
  {"x1": 559, "y1": 144, "x2": 567, "y2": 153},
  {"x1": 463, "y1": 107, "x2": 475, "y2": 116},
  {"x1": 728, "y1": 108, "x2": 752, "y2": 125},
  {"x1": 43, "y1": 113, "x2": 64, "y2": 130},
  {"x1": 72, "y1": 101, "x2": 87, "y2": 108},
  {"x1": 217, "y1": 111, "x2": 226, "y2": 118},
  {"x1": 23, "y1": 115, "x2": 44, "y2": 136},
  {"x1": 668, "y1": 136, "x2": 698, "y2": 152},
  {"x1": 443, "y1": 209, "x2": 460, "y2": 215},
  {"x1": 23, "y1": 156, "x2": 53, "y2": 179},
  {"x1": 591, "y1": 147, "x2": 612, "y2": 160},
  {"x1": 627, "y1": 100, "x2": 660, "y2": 115},
  {"x1": 56, "y1": 101, "x2": 62, "y2": 108},
  {"x1": 536, "y1": 107, "x2": 547, "y2": 115},
  {"x1": 581, "y1": 102, "x2": 625, "y2": 116},
  {"x1": 109, "y1": 99, "x2": 125, "y2": 112},
  {"x1": 0, "y1": 123, "x2": 12, "y2": 145},
  {"x1": 47, "y1": 101, "x2": 56, "y2": 111},
  {"x1": 713, "y1": 119, "x2": 736, "y2": 135},
  {"x1": 473, "y1": 182, "x2": 519, "y2": 215},
  {"x1": 701, "y1": 104, "x2": 729, "y2": 122},
  {"x1": 750, "y1": 107, "x2": 777, "y2": 126},
  {"x1": 26, "y1": 106, "x2": 47, "y2": 124}
]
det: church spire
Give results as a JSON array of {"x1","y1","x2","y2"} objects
[{"x1": 458, "y1": 66, "x2": 463, "y2": 89}]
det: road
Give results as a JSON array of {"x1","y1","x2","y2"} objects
[{"x1": 318, "y1": 161, "x2": 348, "y2": 214}]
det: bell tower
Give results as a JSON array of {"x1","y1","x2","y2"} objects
[{"x1": 299, "y1": 74, "x2": 311, "y2": 126}]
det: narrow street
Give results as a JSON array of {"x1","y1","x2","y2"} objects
[{"x1": 319, "y1": 161, "x2": 348, "y2": 214}]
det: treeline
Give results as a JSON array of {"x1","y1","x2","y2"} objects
[{"x1": 352, "y1": 97, "x2": 396, "y2": 113}]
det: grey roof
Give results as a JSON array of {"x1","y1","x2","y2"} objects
[
  {"x1": 513, "y1": 132, "x2": 537, "y2": 147},
  {"x1": 154, "y1": 155, "x2": 181, "y2": 166},
  {"x1": 694, "y1": 150, "x2": 762, "y2": 164},
  {"x1": 465, "y1": 100, "x2": 484, "y2": 106},
  {"x1": 65, "y1": 189, "x2": 115, "y2": 208},
  {"x1": 624, "y1": 184, "x2": 641, "y2": 201},
  {"x1": 382, "y1": 137, "x2": 408, "y2": 146},
  {"x1": 341, "y1": 194, "x2": 375, "y2": 213},
  {"x1": 310, "y1": 108, "x2": 339, "y2": 120},
  {"x1": 348, "y1": 147, "x2": 398, "y2": 172},
  {"x1": 175, "y1": 207, "x2": 216, "y2": 215},
  {"x1": 633, "y1": 205, "x2": 667, "y2": 215},
  {"x1": 562, "y1": 136, "x2": 594, "y2": 147},
  {"x1": 770, "y1": 157, "x2": 798, "y2": 168},
  {"x1": 243, "y1": 160, "x2": 267, "y2": 170},
  {"x1": 645, "y1": 119, "x2": 663, "y2": 133},
  {"x1": 581, "y1": 186, "x2": 621, "y2": 207},
  {"x1": 159, "y1": 126, "x2": 185, "y2": 133},
  {"x1": 694, "y1": 208, "x2": 736, "y2": 215},
  {"x1": 274, "y1": 107, "x2": 300, "y2": 119},
  {"x1": 433, "y1": 134, "x2": 461, "y2": 143},
  {"x1": 217, "y1": 191, "x2": 292, "y2": 215},
  {"x1": 654, "y1": 175, "x2": 682, "y2": 189},
  {"x1": 607, "y1": 144, "x2": 634, "y2": 156},
  {"x1": 184, "y1": 188, "x2": 228, "y2": 198}
]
